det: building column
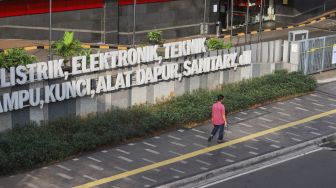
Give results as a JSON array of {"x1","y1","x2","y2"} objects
[{"x1": 268, "y1": 0, "x2": 275, "y2": 20}]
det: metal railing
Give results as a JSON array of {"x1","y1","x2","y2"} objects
[{"x1": 299, "y1": 34, "x2": 336, "y2": 74}]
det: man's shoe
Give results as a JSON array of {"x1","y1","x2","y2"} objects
[
  {"x1": 208, "y1": 135, "x2": 213, "y2": 142},
  {"x1": 217, "y1": 140, "x2": 224, "y2": 143}
]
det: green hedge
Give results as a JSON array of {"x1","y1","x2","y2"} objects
[{"x1": 0, "y1": 70, "x2": 316, "y2": 175}]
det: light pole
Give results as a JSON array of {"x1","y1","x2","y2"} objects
[
  {"x1": 49, "y1": 0, "x2": 52, "y2": 60},
  {"x1": 230, "y1": 0, "x2": 233, "y2": 37},
  {"x1": 245, "y1": 0, "x2": 250, "y2": 44},
  {"x1": 132, "y1": 0, "x2": 136, "y2": 46},
  {"x1": 203, "y1": 0, "x2": 207, "y2": 35},
  {"x1": 258, "y1": 0, "x2": 264, "y2": 42}
]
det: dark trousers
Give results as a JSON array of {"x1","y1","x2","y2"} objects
[{"x1": 211, "y1": 124, "x2": 225, "y2": 140}]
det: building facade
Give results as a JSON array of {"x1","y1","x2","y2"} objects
[{"x1": 0, "y1": 0, "x2": 334, "y2": 45}]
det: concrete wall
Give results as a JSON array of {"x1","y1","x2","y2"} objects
[{"x1": 0, "y1": 39, "x2": 297, "y2": 131}]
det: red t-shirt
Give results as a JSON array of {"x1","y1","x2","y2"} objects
[{"x1": 212, "y1": 101, "x2": 225, "y2": 125}]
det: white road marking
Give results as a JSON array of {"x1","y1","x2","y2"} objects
[
  {"x1": 178, "y1": 129, "x2": 185, "y2": 132},
  {"x1": 200, "y1": 167, "x2": 209, "y2": 171},
  {"x1": 56, "y1": 165, "x2": 71, "y2": 171},
  {"x1": 57, "y1": 173, "x2": 73, "y2": 180},
  {"x1": 294, "y1": 98, "x2": 302, "y2": 101},
  {"x1": 270, "y1": 144, "x2": 281, "y2": 149},
  {"x1": 285, "y1": 131, "x2": 300, "y2": 137},
  {"x1": 170, "y1": 167, "x2": 185, "y2": 174},
  {"x1": 26, "y1": 174, "x2": 38, "y2": 180},
  {"x1": 83, "y1": 175, "x2": 97, "y2": 181},
  {"x1": 251, "y1": 138, "x2": 259, "y2": 142},
  {"x1": 128, "y1": 143, "x2": 135, "y2": 146},
  {"x1": 154, "y1": 136, "x2": 160, "y2": 139},
  {"x1": 72, "y1": 158, "x2": 79, "y2": 161},
  {"x1": 259, "y1": 107, "x2": 267, "y2": 110},
  {"x1": 195, "y1": 135, "x2": 208, "y2": 140},
  {"x1": 196, "y1": 159, "x2": 211, "y2": 166},
  {"x1": 145, "y1": 149, "x2": 160, "y2": 155},
  {"x1": 249, "y1": 151, "x2": 259, "y2": 155},
  {"x1": 272, "y1": 106, "x2": 284, "y2": 111},
  {"x1": 235, "y1": 117, "x2": 244, "y2": 120},
  {"x1": 87, "y1": 157, "x2": 102, "y2": 163},
  {"x1": 304, "y1": 126, "x2": 318, "y2": 131},
  {"x1": 258, "y1": 117, "x2": 272, "y2": 122},
  {"x1": 225, "y1": 159, "x2": 235, "y2": 163},
  {"x1": 277, "y1": 112, "x2": 291, "y2": 117},
  {"x1": 142, "y1": 176, "x2": 157, "y2": 183},
  {"x1": 192, "y1": 128, "x2": 206, "y2": 134},
  {"x1": 239, "y1": 122, "x2": 253, "y2": 128},
  {"x1": 264, "y1": 137, "x2": 280, "y2": 143},
  {"x1": 327, "y1": 98, "x2": 336, "y2": 102},
  {"x1": 118, "y1": 156, "x2": 134, "y2": 162},
  {"x1": 23, "y1": 183, "x2": 38, "y2": 188},
  {"x1": 199, "y1": 148, "x2": 322, "y2": 188},
  {"x1": 278, "y1": 118, "x2": 291, "y2": 123},
  {"x1": 114, "y1": 166, "x2": 127, "y2": 172},
  {"x1": 254, "y1": 111, "x2": 263, "y2": 115},
  {"x1": 291, "y1": 137, "x2": 302, "y2": 142},
  {"x1": 315, "y1": 108, "x2": 324, "y2": 112},
  {"x1": 328, "y1": 125, "x2": 336, "y2": 130},
  {"x1": 168, "y1": 135, "x2": 182, "y2": 140},
  {"x1": 310, "y1": 131, "x2": 322, "y2": 136},
  {"x1": 170, "y1": 142, "x2": 186, "y2": 147},
  {"x1": 194, "y1": 143, "x2": 207, "y2": 148},
  {"x1": 312, "y1": 102, "x2": 325, "y2": 107},
  {"x1": 240, "y1": 112, "x2": 248, "y2": 115},
  {"x1": 323, "y1": 120, "x2": 335, "y2": 125},
  {"x1": 142, "y1": 158, "x2": 156, "y2": 164},
  {"x1": 244, "y1": 145, "x2": 259, "y2": 150},
  {"x1": 259, "y1": 124, "x2": 272, "y2": 128},
  {"x1": 169, "y1": 150, "x2": 183, "y2": 156},
  {"x1": 101, "y1": 150, "x2": 108, "y2": 153},
  {"x1": 143, "y1": 142, "x2": 157, "y2": 148},
  {"x1": 290, "y1": 101, "x2": 302, "y2": 106},
  {"x1": 89, "y1": 164, "x2": 104, "y2": 171},
  {"x1": 295, "y1": 107, "x2": 309, "y2": 112},
  {"x1": 239, "y1": 130, "x2": 253, "y2": 135},
  {"x1": 306, "y1": 97, "x2": 319, "y2": 102},
  {"x1": 221, "y1": 152, "x2": 237, "y2": 158},
  {"x1": 116, "y1": 149, "x2": 130, "y2": 155}
]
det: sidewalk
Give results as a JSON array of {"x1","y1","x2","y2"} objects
[{"x1": 0, "y1": 81, "x2": 336, "y2": 188}]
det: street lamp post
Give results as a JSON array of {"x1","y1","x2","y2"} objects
[
  {"x1": 203, "y1": 0, "x2": 207, "y2": 35},
  {"x1": 49, "y1": 0, "x2": 52, "y2": 60},
  {"x1": 132, "y1": 0, "x2": 136, "y2": 46},
  {"x1": 245, "y1": 0, "x2": 250, "y2": 44},
  {"x1": 230, "y1": 0, "x2": 233, "y2": 37},
  {"x1": 258, "y1": 0, "x2": 264, "y2": 42}
]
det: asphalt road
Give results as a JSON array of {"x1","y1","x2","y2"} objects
[{"x1": 206, "y1": 149, "x2": 336, "y2": 188}]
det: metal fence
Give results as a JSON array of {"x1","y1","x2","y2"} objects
[{"x1": 299, "y1": 34, "x2": 336, "y2": 74}]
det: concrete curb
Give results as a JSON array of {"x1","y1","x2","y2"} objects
[
  {"x1": 158, "y1": 133, "x2": 336, "y2": 188},
  {"x1": 317, "y1": 78, "x2": 336, "y2": 84}
]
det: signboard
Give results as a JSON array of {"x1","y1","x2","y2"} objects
[
  {"x1": 0, "y1": 38, "x2": 251, "y2": 114},
  {"x1": 332, "y1": 44, "x2": 336, "y2": 65}
]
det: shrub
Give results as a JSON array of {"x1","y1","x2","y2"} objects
[
  {"x1": 0, "y1": 71, "x2": 316, "y2": 175},
  {"x1": 0, "y1": 48, "x2": 37, "y2": 69},
  {"x1": 52, "y1": 31, "x2": 84, "y2": 66},
  {"x1": 147, "y1": 30, "x2": 162, "y2": 44},
  {"x1": 206, "y1": 38, "x2": 232, "y2": 50}
]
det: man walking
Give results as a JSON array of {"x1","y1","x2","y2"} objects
[{"x1": 208, "y1": 94, "x2": 227, "y2": 143}]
